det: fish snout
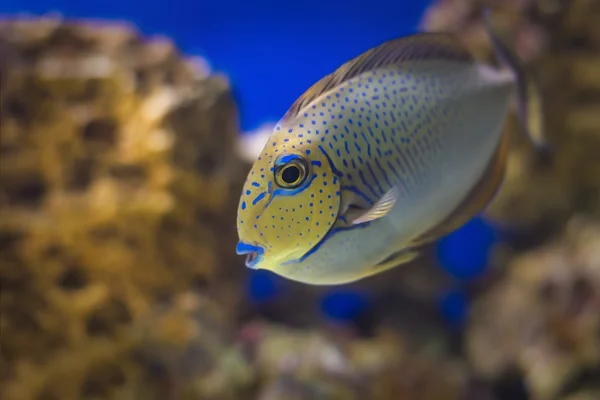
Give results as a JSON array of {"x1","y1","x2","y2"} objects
[{"x1": 235, "y1": 241, "x2": 265, "y2": 269}]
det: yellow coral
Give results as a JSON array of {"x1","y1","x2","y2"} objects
[{"x1": 0, "y1": 16, "x2": 248, "y2": 400}]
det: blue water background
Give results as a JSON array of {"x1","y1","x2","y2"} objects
[{"x1": 2, "y1": 0, "x2": 499, "y2": 326}]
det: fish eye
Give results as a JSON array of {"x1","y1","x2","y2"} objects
[{"x1": 274, "y1": 155, "x2": 309, "y2": 189}]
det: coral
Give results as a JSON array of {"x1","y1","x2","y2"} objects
[
  {"x1": 421, "y1": 0, "x2": 600, "y2": 232},
  {"x1": 0, "y1": 16, "x2": 247, "y2": 400},
  {"x1": 561, "y1": 387, "x2": 600, "y2": 400},
  {"x1": 466, "y1": 216, "x2": 600, "y2": 400},
  {"x1": 420, "y1": 1, "x2": 600, "y2": 396},
  {"x1": 133, "y1": 292, "x2": 254, "y2": 400},
  {"x1": 3, "y1": 2, "x2": 600, "y2": 399},
  {"x1": 242, "y1": 322, "x2": 471, "y2": 400}
]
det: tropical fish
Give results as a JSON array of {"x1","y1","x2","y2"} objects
[{"x1": 235, "y1": 8, "x2": 546, "y2": 285}]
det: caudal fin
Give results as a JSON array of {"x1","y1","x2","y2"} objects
[{"x1": 482, "y1": 7, "x2": 549, "y2": 153}]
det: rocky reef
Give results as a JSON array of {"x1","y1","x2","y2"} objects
[
  {"x1": 244, "y1": 322, "x2": 471, "y2": 400},
  {"x1": 468, "y1": 216, "x2": 600, "y2": 400},
  {"x1": 1, "y1": 0, "x2": 600, "y2": 399},
  {"x1": 0, "y1": 16, "x2": 248, "y2": 399}
]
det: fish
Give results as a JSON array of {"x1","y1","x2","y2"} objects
[{"x1": 235, "y1": 7, "x2": 547, "y2": 286}]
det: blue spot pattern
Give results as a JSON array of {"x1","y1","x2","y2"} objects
[
  {"x1": 275, "y1": 64, "x2": 464, "y2": 211},
  {"x1": 237, "y1": 48, "x2": 492, "y2": 302},
  {"x1": 237, "y1": 124, "x2": 342, "y2": 256}
]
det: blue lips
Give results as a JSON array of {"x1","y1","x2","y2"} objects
[{"x1": 236, "y1": 241, "x2": 265, "y2": 269}]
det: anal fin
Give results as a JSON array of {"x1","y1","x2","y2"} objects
[{"x1": 410, "y1": 127, "x2": 511, "y2": 248}]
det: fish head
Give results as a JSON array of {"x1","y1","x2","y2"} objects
[{"x1": 236, "y1": 133, "x2": 341, "y2": 271}]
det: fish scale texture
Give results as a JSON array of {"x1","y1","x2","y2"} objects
[
  {"x1": 239, "y1": 65, "x2": 462, "y2": 236},
  {"x1": 278, "y1": 66, "x2": 456, "y2": 200},
  {"x1": 1, "y1": 0, "x2": 600, "y2": 398}
]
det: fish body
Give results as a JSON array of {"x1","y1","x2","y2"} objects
[{"x1": 236, "y1": 9, "x2": 545, "y2": 285}]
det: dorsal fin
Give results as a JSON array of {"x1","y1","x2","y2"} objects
[{"x1": 283, "y1": 32, "x2": 473, "y2": 120}]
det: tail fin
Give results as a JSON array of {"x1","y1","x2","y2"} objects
[{"x1": 482, "y1": 7, "x2": 549, "y2": 153}]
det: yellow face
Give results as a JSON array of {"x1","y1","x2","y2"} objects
[{"x1": 236, "y1": 134, "x2": 341, "y2": 271}]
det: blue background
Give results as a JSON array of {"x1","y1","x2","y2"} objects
[
  {"x1": 2, "y1": 0, "x2": 432, "y2": 131},
  {"x1": 2, "y1": 0, "x2": 499, "y2": 325}
]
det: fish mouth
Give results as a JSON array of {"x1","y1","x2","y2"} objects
[{"x1": 236, "y1": 241, "x2": 265, "y2": 269}]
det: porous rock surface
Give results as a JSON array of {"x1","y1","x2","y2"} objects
[{"x1": 0, "y1": 16, "x2": 249, "y2": 400}]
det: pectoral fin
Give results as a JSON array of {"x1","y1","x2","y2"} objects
[
  {"x1": 410, "y1": 125, "x2": 511, "y2": 248},
  {"x1": 343, "y1": 186, "x2": 400, "y2": 226},
  {"x1": 355, "y1": 249, "x2": 420, "y2": 280}
]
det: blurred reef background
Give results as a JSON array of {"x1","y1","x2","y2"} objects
[{"x1": 0, "y1": 0, "x2": 599, "y2": 399}]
